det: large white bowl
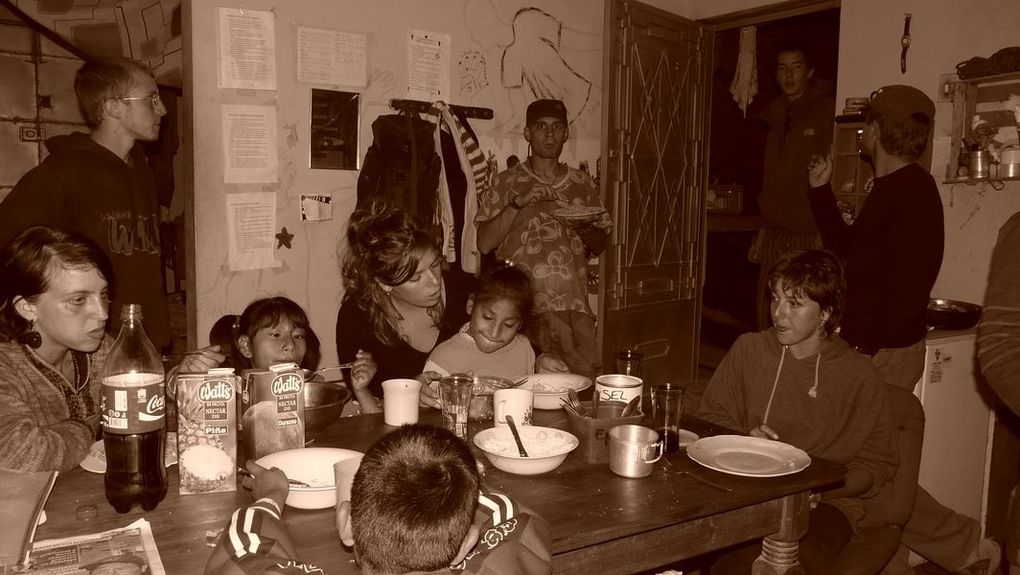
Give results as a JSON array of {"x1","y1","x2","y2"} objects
[
  {"x1": 473, "y1": 426, "x2": 578, "y2": 475},
  {"x1": 517, "y1": 374, "x2": 592, "y2": 410},
  {"x1": 255, "y1": 447, "x2": 362, "y2": 509}
]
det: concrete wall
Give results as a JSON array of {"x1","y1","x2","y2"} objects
[{"x1": 186, "y1": 0, "x2": 604, "y2": 364}]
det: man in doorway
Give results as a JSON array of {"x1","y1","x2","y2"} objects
[
  {"x1": 750, "y1": 42, "x2": 835, "y2": 330},
  {"x1": 808, "y1": 84, "x2": 999, "y2": 575},
  {"x1": 0, "y1": 58, "x2": 171, "y2": 350},
  {"x1": 476, "y1": 99, "x2": 611, "y2": 378}
]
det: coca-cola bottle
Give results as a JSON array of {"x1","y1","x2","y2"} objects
[{"x1": 100, "y1": 304, "x2": 168, "y2": 513}]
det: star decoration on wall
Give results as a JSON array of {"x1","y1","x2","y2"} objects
[{"x1": 276, "y1": 226, "x2": 294, "y2": 249}]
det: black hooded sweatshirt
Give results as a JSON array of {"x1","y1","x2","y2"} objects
[{"x1": 0, "y1": 132, "x2": 170, "y2": 349}]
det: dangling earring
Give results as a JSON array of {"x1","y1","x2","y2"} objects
[{"x1": 18, "y1": 320, "x2": 42, "y2": 349}]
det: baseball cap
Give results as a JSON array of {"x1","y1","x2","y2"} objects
[
  {"x1": 867, "y1": 85, "x2": 935, "y2": 126},
  {"x1": 526, "y1": 99, "x2": 567, "y2": 126}
]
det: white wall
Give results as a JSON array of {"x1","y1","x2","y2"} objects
[{"x1": 186, "y1": 0, "x2": 604, "y2": 364}]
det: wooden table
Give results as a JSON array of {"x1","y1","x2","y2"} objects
[{"x1": 37, "y1": 410, "x2": 845, "y2": 574}]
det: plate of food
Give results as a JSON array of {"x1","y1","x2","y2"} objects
[
  {"x1": 548, "y1": 204, "x2": 606, "y2": 224},
  {"x1": 80, "y1": 432, "x2": 179, "y2": 474},
  {"x1": 517, "y1": 373, "x2": 592, "y2": 410},
  {"x1": 687, "y1": 435, "x2": 811, "y2": 478}
]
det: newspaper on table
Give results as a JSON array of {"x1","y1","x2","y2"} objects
[{"x1": 24, "y1": 518, "x2": 165, "y2": 574}]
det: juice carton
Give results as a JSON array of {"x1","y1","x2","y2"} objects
[
  {"x1": 176, "y1": 367, "x2": 238, "y2": 495},
  {"x1": 240, "y1": 363, "x2": 305, "y2": 460}
]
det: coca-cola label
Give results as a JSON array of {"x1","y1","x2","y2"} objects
[{"x1": 101, "y1": 373, "x2": 165, "y2": 434}]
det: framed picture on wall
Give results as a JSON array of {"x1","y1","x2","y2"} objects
[{"x1": 310, "y1": 88, "x2": 359, "y2": 170}]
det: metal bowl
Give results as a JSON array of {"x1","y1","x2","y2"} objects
[
  {"x1": 926, "y1": 298, "x2": 982, "y2": 330},
  {"x1": 304, "y1": 381, "x2": 351, "y2": 432}
]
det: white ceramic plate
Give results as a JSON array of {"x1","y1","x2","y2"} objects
[
  {"x1": 518, "y1": 374, "x2": 592, "y2": 410},
  {"x1": 80, "y1": 432, "x2": 179, "y2": 474},
  {"x1": 549, "y1": 205, "x2": 606, "y2": 220},
  {"x1": 687, "y1": 435, "x2": 811, "y2": 478}
]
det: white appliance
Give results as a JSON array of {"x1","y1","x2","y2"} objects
[{"x1": 914, "y1": 330, "x2": 995, "y2": 533}]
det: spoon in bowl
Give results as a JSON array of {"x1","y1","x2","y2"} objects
[{"x1": 506, "y1": 415, "x2": 529, "y2": 458}]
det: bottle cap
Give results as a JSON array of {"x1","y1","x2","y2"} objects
[{"x1": 76, "y1": 503, "x2": 98, "y2": 520}]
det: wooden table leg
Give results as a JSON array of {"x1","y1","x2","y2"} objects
[{"x1": 751, "y1": 492, "x2": 810, "y2": 575}]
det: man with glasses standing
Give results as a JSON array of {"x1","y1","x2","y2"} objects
[
  {"x1": 477, "y1": 99, "x2": 611, "y2": 378},
  {"x1": 0, "y1": 58, "x2": 171, "y2": 349}
]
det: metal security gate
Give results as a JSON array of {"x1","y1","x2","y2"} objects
[{"x1": 599, "y1": 0, "x2": 709, "y2": 386}]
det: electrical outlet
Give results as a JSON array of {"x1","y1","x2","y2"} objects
[
  {"x1": 19, "y1": 125, "x2": 43, "y2": 142},
  {"x1": 937, "y1": 73, "x2": 958, "y2": 103}
]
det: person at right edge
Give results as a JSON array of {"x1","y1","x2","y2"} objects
[
  {"x1": 978, "y1": 210, "x2": 1020, "y2": 575},
  {"x1": 750, "y1": 43, "x2": 834, "y2": 330},
  {"x1": 808, "y1": 84, "x2": 1000, "y2": 575}
]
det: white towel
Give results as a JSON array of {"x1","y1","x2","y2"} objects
[{"x1": 730, "y1": 26, "x2": 758, "y2": 117}]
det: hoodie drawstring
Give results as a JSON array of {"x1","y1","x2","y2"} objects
[
  {"x1": 764, "y1": 347, "x2": 822, "y2": 426},
  {"x1": 762, "y1": 346, "x2": 787, "y2": 426},
  {"x1": 808, "y1": 354, "x2": 821, "y2": 399}
]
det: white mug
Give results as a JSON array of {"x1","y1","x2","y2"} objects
[
  {"x1": 382, "y1": 378, "x2": 421, "y2": 426},
  {"x1": 494, "y1": 388, "x2": 533, "y2": 427}
]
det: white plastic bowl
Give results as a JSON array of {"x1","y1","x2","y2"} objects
[
  {"x1": 517, "y1": 374, "x2": 592, "y2": 410},
  {"x1": 473, "y1": 426, "x2": 578, "y2": 475},
  {"x1": 255, "y1": 447, "x2": 362, "y2": 509}
]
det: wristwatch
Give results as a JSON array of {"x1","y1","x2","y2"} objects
[{"x1": 509, "y1": 196, "x2": 525, "y2": 210}]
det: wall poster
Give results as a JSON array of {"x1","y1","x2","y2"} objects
[{"x1": 309, "y1": 89, "x2": 359, "y2": 170}]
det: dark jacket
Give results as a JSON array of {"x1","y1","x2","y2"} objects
[
  {"x1": 808, "y1": 163, "x2": 944, "y2": 351},
  {"x1": 759, "y1": 81, "x2": 836, "y2": 232},
  {"x1": 0, "y1": 133, "x2": 171, "y2": 348}
]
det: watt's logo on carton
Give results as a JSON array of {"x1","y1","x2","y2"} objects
[
  {"x1": 199, "y1": 379, "x2": 234, "y2": 402},
  {"x1": 272, "y1": 374, "x2": 302, "y2": 396}
]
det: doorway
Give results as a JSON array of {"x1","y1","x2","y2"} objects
[{"x1": 700, "y1": 6, "x2": 841, "y2": 369}]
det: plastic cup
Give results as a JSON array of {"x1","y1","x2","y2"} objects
[
  {"x1": 333, "y1": 454, "x2": 363, "y2": 505},
  {"x1": 382, "y1": 378, "x2": 421, "y2": 426},
  {"x1": 494, "y1": 388, "x2": 533, "y2": 427},
  {"x1": 438, "y1": 374, "x2": 474, "y2": 439},
  {"x1": 650, "y1": 382, "x2": 685, "y2": 454}
]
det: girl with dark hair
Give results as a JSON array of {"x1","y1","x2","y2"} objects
[
  {"x1": 424, "y1": 263, "x2": 537, "y2": 378},
  {"x1": 0, "y1": 226, "x2": 113, "y2": 471},
  {"x1": 336, "y1": 208, "x2": 468, "y2": 411}
]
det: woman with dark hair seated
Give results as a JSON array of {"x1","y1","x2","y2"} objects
[
  {"x1": 697, "y1": 249, "x2": 898, "y2": 573},
  {"x1": 0, "y1": 226, "x2": 114, "y2": 471},
  {"x1": 336, "y1": 208, "x2": 468, "y2": 412}
]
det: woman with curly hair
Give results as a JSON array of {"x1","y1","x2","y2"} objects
[{"x1": 335, "y1": 208, "x2": 469, "y2": 410}]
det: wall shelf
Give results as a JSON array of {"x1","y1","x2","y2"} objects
[
  {"x1": 944, "y1": 175, "x2": 1020, "y2": 185},
  {"x1": 944, "y1": 71, "x2": 1020, "y2": 182}
]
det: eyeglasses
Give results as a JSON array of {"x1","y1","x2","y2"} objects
[{"x1": 117, "y1": 93, "x2": 162, "y2": 106}]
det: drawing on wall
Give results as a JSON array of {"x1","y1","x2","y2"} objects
[
  {"x1": 458, "y1": 50, "x2": 489, "y2": 97},
  {"x1": 500, "y1": 7, "x2": 592, "y2": 125},
  {"x1": 310, "y1": 89, "x2": 359, "y2": 170}
]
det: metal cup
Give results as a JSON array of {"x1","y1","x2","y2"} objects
[{"x1": 608, "y1": 424, "x2": 663, "y2": 478}]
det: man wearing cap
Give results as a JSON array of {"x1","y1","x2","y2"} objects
[
  {"x1": 808, "y1": 85, "x2": 1000, "y2": 575},
  {"x1": 476, "y1": 99, "x2": 611, "y2": 378}
]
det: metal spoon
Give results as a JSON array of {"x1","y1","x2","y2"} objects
[
  {"x1": 506, "y1": 415, "x2": 529, "y2": 458},
  {"x1": 237, "y1": 467, "x2": 312, "y2": 488}
]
